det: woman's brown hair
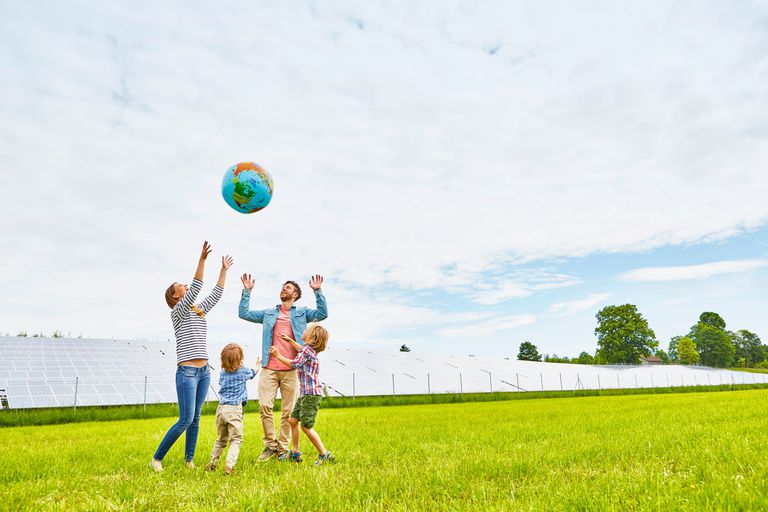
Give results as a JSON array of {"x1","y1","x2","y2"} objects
[
  {"x1": 221, "y1": 343, "x2": 244, "y2": 373},
  {"x1": 165, "y1": 283, "x2": 204, "y2": 317}
]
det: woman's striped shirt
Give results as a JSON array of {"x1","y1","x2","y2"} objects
[{"x1": 171, "y1": 278, "x2": 223, "y2": 364}]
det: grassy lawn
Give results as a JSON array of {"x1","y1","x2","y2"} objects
[
  {"x1": 2, "y1": 389, "x2": 766, "y2": 511},
  {"x1": 4, "y1": 384, "x2": 767, "y2": 428}
]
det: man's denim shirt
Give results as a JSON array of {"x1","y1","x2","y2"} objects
[{"x1": 238, "y1": 289, "x2": 328, "y2": 368}]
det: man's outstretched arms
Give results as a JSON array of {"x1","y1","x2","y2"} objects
[
  {"x1": 238, "y1": 272, "x2": 266, "y2": 323},
  {"x1": 305, "y1": 274, "x2": 328, "y2": 322}
]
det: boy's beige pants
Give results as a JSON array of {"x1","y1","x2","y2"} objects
[
  {"x1": 258, "y1": 368, "x2": 299, "y2": 453},
  {"x1": 209, "y1": 404, "x2": 244, "y2": 468}
]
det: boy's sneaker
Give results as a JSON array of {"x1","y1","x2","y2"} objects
[
  {"x1": 314, "y1": 452, "x2": 335, "y2": 466},
  {"x1": 204, "y1": 462, "x2": 217, "y2": 472},
  {"x1": 289, "y1": 451, "x2": 303, "y2": 463},
  {"x1": 257, "y1": 447, "x2": 277, "y2": 462},
  {"x1": 224, "y1": 466, "x2": 234, "y2": 475},
  {"x1": 277, "y1": 451, "x2": 289, "y2": 462}
]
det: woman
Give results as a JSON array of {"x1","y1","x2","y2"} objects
[{"x1": 150, "y1": 241, "x2": 233, "y2": 472}]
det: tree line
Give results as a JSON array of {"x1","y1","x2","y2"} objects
[{"x1": 517, "y1": 304, "x2": 768, "y2": 369}]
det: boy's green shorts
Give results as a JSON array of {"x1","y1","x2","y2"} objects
[{"x1": 290, "y1": 394, "x2": 322, "y2": 428}]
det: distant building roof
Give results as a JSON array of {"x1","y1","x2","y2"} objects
[{"x1": 640, "y1": 355, "x2": 663, "y2": 365}]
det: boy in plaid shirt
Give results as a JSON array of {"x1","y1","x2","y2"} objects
[
  {"x1": 205, "y1": 343, "x2": 259, "y2": 474},
  {"x1": 269, "y1": 323, "x2": 334, "y2": 465}
]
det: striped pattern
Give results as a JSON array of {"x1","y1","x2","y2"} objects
[
  {"x1": 171, "y1": 278, "x2": 223, "y2": 364},
  {"x1": 290, "y1": 344, "x2": 322, "y2": 396}
]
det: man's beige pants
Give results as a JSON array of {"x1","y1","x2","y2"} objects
[
  {"x1": 209, "y1": 404, "x2": 244, "y2": 469},
  {"x1": 258, "y1": 368, "x2": 299, "y2": 453}
]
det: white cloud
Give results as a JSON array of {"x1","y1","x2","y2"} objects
[
  {"x1": 618, "y1": 260, "x2": 768, "y2": 282},
  {"x1": 1, "y1": 2, "x2": 768, "y2": 345},
  {"x1": 547, "y1": 293, "x2": 612, "y2": 316},
  {"x1": 467, "y1": 272, "x2": 581, "y2": 305},
  {"x1": 438, "y1": 314, "x2": 537, "y2": 337}
]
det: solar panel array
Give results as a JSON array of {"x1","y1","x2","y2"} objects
[
  {"x1": 320, "y1": 348, "x2": 768, "y2": 396},
  {"x1": 0, "y1": 337, "x2": 184, "y2": 408},
  {"x1": 0, "y1": 336, "x2": 765, "y2": 409}
]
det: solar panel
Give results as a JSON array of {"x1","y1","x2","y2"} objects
[{"x1": 1, "y1": 336, "x2": 766, "y2": 409}]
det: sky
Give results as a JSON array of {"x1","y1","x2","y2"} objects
[{"x1": 1, "y1": 1, "x2": 767, "y2": 358}]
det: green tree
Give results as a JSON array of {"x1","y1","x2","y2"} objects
[
  {"x1": 758, "y1": 345, "x2": 768, "y2": 365},
  {"x1": 668, "y1": 335, "x2": 682, "y2": 361},
  {"x1": 730, "y1": 329, "x2": 763, "y2": 367},
  {"x1": 698, "y1": 312, "x2": 726, "y2": 330},
  {"x1": 693, "y1": 324, "x2": 735, "y2": 368},
  {"x1": 594, "y1": 304, "x2": 658, "y2": 364},
  {"x1": 655, "y1": 349, "x2": 669, "y2": 364},
  {"x1": 544, "y1": 354, "x2": 571, "y2": 363},
  {"x1": 517, "y1": 341, "x2": 542, "y2": 361},
  {"x1": 574, "y1": 351, "x2": 595, "y2": 364},
  {"x1": 677, "y1": 336, "x2": 700, "y2": 365}
]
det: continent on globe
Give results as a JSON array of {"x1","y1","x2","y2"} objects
[
  {"x1": 221, "y1": 162, "x2": 274, "y2": 214},
  {"x1": 235, "y1": 162, "x2": 258, "y2": 175}
]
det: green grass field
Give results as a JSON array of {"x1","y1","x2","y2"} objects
[{"x1": 2, "y1": 389, "x2": 766, "y2": 511}]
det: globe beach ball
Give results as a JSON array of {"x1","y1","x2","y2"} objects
[{"x1": 221, "y1": 162, "x2": 274, "y2": 214}]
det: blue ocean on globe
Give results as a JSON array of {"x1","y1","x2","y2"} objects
[{"x1": 221, "y1": 162, "x2": 274, "y2": 214}]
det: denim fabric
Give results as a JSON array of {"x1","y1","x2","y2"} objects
[
  {"x1": 238, "y1": 289, "x2": 328, "y2": 366},
  {"x1": 153, "y1": 365, "x2": 211, "y2": 462},
  {"x1": 218, "y1": 367, "x2": 257, "y2": 405}
]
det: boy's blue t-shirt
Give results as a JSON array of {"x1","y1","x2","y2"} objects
[{"x1": 218, "y1": 366, "x2": 257, "y2": 405}]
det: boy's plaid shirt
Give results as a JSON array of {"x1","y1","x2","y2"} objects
[{"x1": 290, "y1": 344, "x2": 322, "y2": 396}]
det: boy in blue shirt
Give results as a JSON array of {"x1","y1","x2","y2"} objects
[{"x1": 205, "y1": 343, "x2": 259, "y2": 474}]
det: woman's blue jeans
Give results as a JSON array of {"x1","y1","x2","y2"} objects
[{"x1": 153, "y1": 365, "x2": 211, "y2": 462}]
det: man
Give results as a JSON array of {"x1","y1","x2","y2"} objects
[{"x1": 238, "y1": 273, "x2": 328, "y2": 461}]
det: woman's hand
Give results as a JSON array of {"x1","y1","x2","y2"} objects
[
  {"x1": 241, "y1": 273, "x2": 255, "y2": 291},
  {"x1": 216, "y1": 255, "x2": 234, "y2": 288},
  {"x1": 194, "y1": 241, "x2": 212, "y2": 281},
  {"x1": 200, "y1": 241, "x2": 212, "y2": 261}
]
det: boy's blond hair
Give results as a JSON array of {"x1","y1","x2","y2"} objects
[
  {"x1": 305, "y1": 323, "x2": 329, "y2": 352},
  {"x1": 220, "y1": 343, "x2": 244, "y2": 373}
]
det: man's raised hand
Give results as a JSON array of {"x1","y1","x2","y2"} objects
[
  {"x1": 309, "y1": 274, "x2": 324, "y2": 291},
  {"x1": 241, "y1": 273, "x2": 255, "y2": 290}
]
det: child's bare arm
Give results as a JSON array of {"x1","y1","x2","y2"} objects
[
  {"x1": 269, "y1": 346, "x2": 294, "y2": 367},
  {"x1": 278, "y1": 333, "x2": 302, "y2": 351}
]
